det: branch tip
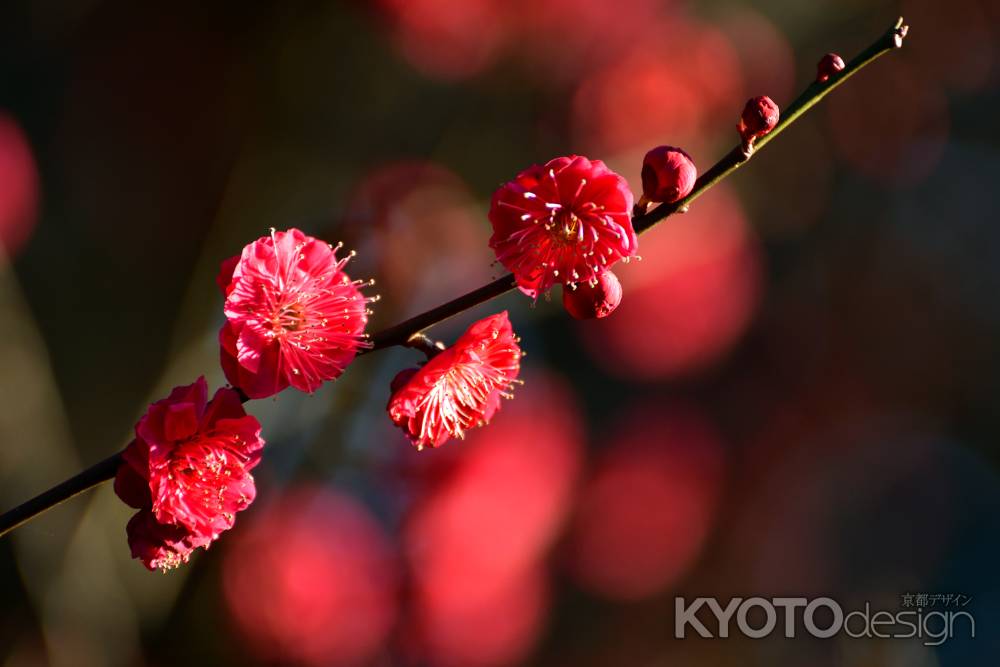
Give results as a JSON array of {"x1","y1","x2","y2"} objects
[{"x1": 893, "y1": 17, "x2": 909, "y2": 48}]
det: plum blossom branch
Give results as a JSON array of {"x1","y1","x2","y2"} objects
[
  {"x1": 0, "y1": 17, "x2": 909, "y2": 540},
  {"x1": 369, "y1": 17, "x2": 909, "y2": 350}
]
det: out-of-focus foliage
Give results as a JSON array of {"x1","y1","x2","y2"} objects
[{"x1": 1, "y1": 0, "x2": 998, "y2": 665}]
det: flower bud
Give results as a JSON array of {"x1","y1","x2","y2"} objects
[
  {"x1": 641, "y1": 146, "x2": 697, "y2": 204},
  {"x1": 816, "y1": 53, "x2": 845, "y2": 83},
  {"x1": 563, "y1": 270, "x2": 623, "y2": 320},
  {"x1": 737, "y1": 96, "x2": 779, "y2": 147}
]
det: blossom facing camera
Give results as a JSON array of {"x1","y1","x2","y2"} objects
[
  {"x1": 738, "y1": 96, "x2": 780, "y2": 148},
  {"x1": 114, "y1": 377, "x2": 264, "y2": 571},
  {"x1": 219, "y1": 228, "x2": 375, "y2": 399},
  {"x1": 488, "y1": 155, "x2": 636, "y2": 298},
  {"x1": 563, "y1": 270, "x2": 623, "y2": 320},
  {"x1": 816, "y1": 53, "x2": 845, "y2": 83},
  {"x1": 388, "y1": 312, "x2": 522, "y2": 450},
  {"x1": 641, "y1": 146, "x2": 697, "y2": 205}
]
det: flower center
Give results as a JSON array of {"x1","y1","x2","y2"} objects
[
  {"x1": 271, "y1": 301, "x2": 307, "y2": 334},
  {"x1": 157, "y1": 436, "x2": 254, "y2": 534},
  {"x1": 553, "y1": 210, "x2": 582, "y2": 243},
  {"x1": 174, "y1": 447, "x2": 228, "y2": 486}
]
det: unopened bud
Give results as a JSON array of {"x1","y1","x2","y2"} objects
[
  {"x1": 641, "y1": 146, "x2": 697, "y2": 204},
  {"x1": 563, "y1": 270, "x2": 623, "y2": 320},
  {"x1": 816, "y1": 53, "x2": 845, "y2": 83},
  {"x1": 738, "y1": 96, "x2": 780, "y2": 149}
]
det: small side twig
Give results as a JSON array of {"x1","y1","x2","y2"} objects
[{"x1": 405, "y1": 332, "x2": 446, "y2": 360}]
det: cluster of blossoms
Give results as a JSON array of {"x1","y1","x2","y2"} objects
[
  {"x1": 114, "y1": 378, "x2": 263, "y2": 570},
  {"x1": 117, "y1": 229, "x2": 380, "y2": 570},
  {"x1": 487, "y1": 149, "x2": 692, "y2": 325},
  {"x1": 108, "y1": 61, "x2": 832, "y2": 568}
]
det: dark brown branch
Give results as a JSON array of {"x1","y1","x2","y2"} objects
[
  {"x1": 0, "y1": 453, "x2": 123, "y2": 538},
  {"x1": 368, "y1": 274, "x2": 517, "y2": 351}
]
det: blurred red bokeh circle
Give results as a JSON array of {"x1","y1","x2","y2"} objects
[
  {"x1": 412, "y1": 565, "x2": 550, "y2": 667},
  {"x1": 581, "y1": 184, "x2": 761, "y2": 379},
  {"x1": 374, "y1": 0, "x2": 511, "y2": 81},
  {"x1": 0, "y1": 113, "x2": 39, "y2": 258},
  {"x1": 572, "y1": 15, "x2": 743, "y2": 153},
  {"x1": 223, "y1": 486, "x2": 398, "y2": 666},
  {"x1": 566, "y1": 403, "x2": 726, "y2": 600},
  {"x1": 405, "y1": 372, "x2": 583, "y2": 665},
  {"x1": 513, "y1": 0, "x2": 661, "y2": 82}
]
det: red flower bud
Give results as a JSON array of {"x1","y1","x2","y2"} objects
[
  {"x1": 737, "y1": 96, "x2": 779, "y2": 147},
  {"x1": 816, "y1": 53, "x2": 845, "y2": 83},
  {"x1": 563, "y1": 270, "x2": 623, "y2": 320},
  {"x1": 640, "y1": 146, "x2": 697, "y2": 204}
]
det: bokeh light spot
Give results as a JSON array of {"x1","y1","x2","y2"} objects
[
  {"x1": 375, "y1": 0, "x2": 510, "y2": 81},
  {"x1": 571, "y1": 16, "x2": 743, "y2": 153},
  {"x1": 405, "y1": 372, "x2": 583, "y2": 665},
  {"x1": 0, "y1": 113, "x2": 39, "y2": 258},
  {"x1": 581, "y1": 184, "x2": 760, "y2": 379},
  {"x1": 223, "y1": 486, "x2": 398, "y2": 666},
  {"x1": 566, "y1": 404, "x2": 726, "y2": 600}
]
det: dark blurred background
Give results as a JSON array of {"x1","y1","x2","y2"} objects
[{"x1": 1, "y1": 0, "x2": 999, "y2": 665}]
